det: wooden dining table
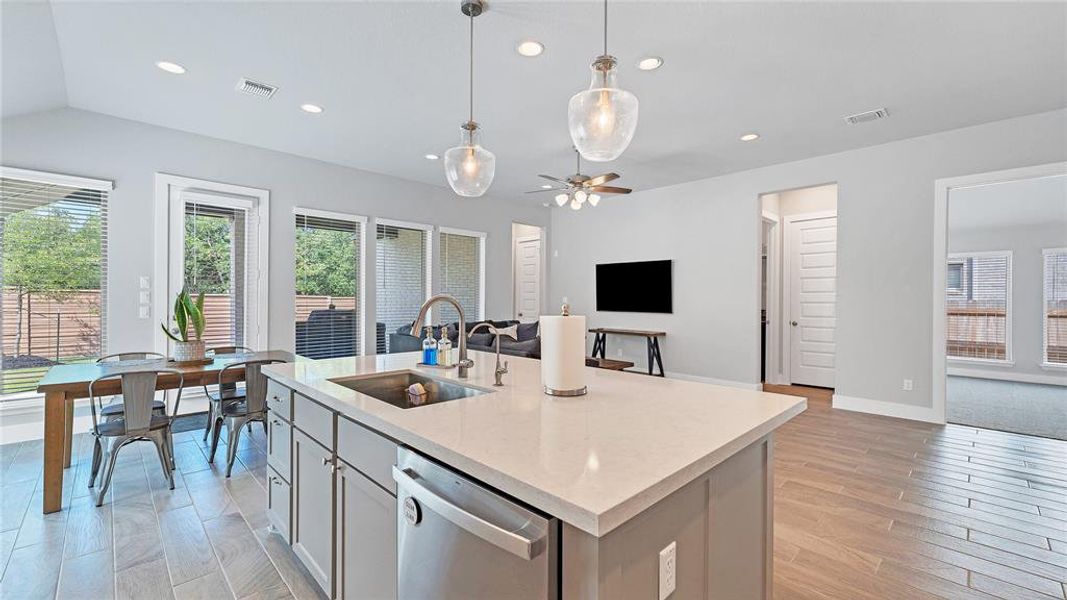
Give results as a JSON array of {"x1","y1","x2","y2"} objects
[{"x1": 34, "y1": 350, "x2": 294, "y2": 514}]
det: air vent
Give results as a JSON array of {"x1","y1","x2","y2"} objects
[
  {"x1": 235, "y1": 78, "x2": 278, "y2": 99},
  {"x1": 844, "y1": 108, "x2": 889, "y2": 125}
]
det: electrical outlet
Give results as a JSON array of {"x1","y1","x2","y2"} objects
[
  {"x1": 902, "y1": 379, "x2": 914, "y2": 392},
  {"x1": 659, "y1": 541, "x2": 676, "y2": 599},
  {"x1": 616, "y1": 348, "x2": 624, "y2": 358},
  {"x1": 139, "y1": 276, "x2": 151, "y2": 290}
]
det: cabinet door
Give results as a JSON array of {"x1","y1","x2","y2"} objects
[
  {"x1": 336, "y1": 461, "x2": 397, "y2": 600},
  {"x1": 267, "y1": 413, "x2": 292, "y2": 481},
  {"x1": 266, "y1": 465, "x2": 291, "y2": 541},
  {"x1": 292, "y1": 428, "x2": 335, "y2": 597}
]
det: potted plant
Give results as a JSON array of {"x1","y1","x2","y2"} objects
[{"x1": 161, "y1": 287, "x2": 206, "y2": 362}]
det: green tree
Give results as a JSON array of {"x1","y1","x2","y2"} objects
[
  {"x1": 295, "y1": 228, "x2": 357, "y2": 297},
  {"x1": 184, "y1": 214, "x2": 232, "y2": 294},
  {"x1": 2, "y1": 205, "x2": 102, "y2": 355}
]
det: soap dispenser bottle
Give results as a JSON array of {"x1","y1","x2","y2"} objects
[
  {"x1": 438, "y1": 326, "x2": 453, "y2": 367},
  {"x1": 422, "y1": 326, "x2": 438, "y2": 365}
]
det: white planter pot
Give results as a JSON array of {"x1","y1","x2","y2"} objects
[{"x1": 173, "y1": 340, "x2": 206, "y2": 362}]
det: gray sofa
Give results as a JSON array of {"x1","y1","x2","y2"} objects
[{"x1": 387, "y1": 320, "x2": 541, "y2": 359}]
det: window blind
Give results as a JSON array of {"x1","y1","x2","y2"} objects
[
  {"x1": 946, "y1": 253, "x2": 1011, "y2": 361},
  {"x1": 183, "y1": 202, "x2": 251, "y2": 348},
  {"x1": 294, "y1": 212, "x2": 362, "y2": 359},
  {"x1": 1, "y1": 176, "x2": 109, "y2": 397},
  {"x1": 376, "y1": 223, "x2": 428, "y2": 353},
  {"x1": 438, "y1": 231, "x2": 484, "y2": 324},
  {"x1": 1044, "y1": 249, "x2": 1067, "y2": 365}
]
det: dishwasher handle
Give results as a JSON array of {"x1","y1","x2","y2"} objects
[{"x1": 392, "y1": 466, "x2": 546, "y2": 561}]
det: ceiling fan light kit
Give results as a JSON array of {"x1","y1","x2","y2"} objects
[
  {"x1": 444, "y1": 0, "x2": 496, "y2": 197},
  {"x1": 567, "y1": 0, "x2": 639, "y2": 162}
]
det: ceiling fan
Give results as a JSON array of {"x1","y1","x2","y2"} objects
[{"x1": 525, "y1": 148, "x2": 631, "y2": 210}]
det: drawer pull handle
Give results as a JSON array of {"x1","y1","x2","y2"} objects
[
  {"x1": 272, "y1": 419, "x2": 281, "y2": 426},
  {"x1": 321, "y1": 456, "x2": 332, "y2": 467}
]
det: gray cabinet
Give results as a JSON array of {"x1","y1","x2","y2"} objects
[
  {"x1": 292, "y1": 427, "x2": 335, "y2": 596},
  {"x1": 336, "y1": 461, "x2": 397, "y2": 600},
  {"x1": 267, "y1": 377, "x2": 398, "y2": 600}
]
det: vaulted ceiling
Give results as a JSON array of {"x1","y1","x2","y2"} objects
[{"x1": 3, "y1": 1, "x2": 1065, "y2": 201}]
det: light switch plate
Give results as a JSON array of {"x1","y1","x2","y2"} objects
[
  {"x1": 902, "y1": 379, "x2": 914, "y2": 391},
  {"x1": 139, "y1": 276, "x2": 151, "y2": 290},
  {"x1": 138, "y1": 306, "x2": 151, "y2": 319},
  {"x1": 659, "y1": 541, "x2": 676, "y2": 599}
]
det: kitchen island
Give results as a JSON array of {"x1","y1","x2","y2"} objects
[{"x1": 262, "y1": 351, "x2": 805, "y2": 599}]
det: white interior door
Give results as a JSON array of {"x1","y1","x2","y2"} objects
[
  {"x1": 787, "y1": 214, "x2": 837, "y2": 387},
  {"x1": 514, "y1": 236, "x2": 542, "y2": 323}
]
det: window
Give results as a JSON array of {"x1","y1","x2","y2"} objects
[
  {"x1": 1044, "y1": 248, "x2": 1067, "y2": 366},
  {"x1": 375, "y1": 220, "x2": 430, "y2": 353},
  {"x1": 437, "y1": 228, "x2": 485, "y2": 324},
  {"x1": 945, "y1": 252, "x2": 1012, "y2": 362},
  {"x1": 294, "y1": 210, "x2": 364, "y2": 359},
  {"x1": 1, "y1": 169, "x2": 110, "y2": 398},
  {"x1": 181, "y1": 200, "x2": 258, "y2": 348}
]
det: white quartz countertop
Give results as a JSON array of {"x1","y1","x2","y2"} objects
[{"x1": 263, "y1": 351, "x2": 805, "y2": 537}]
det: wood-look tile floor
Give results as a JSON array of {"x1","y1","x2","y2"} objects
[
  {"x1": 0, "y1": 424, "x2": 325, "y2": 600},
  {"x1": 767, "y1": 384, "x2": 1067, "y2": 600},
  {"x1": 2, "y1": 391, "x2": 1066, "y2": 599}
]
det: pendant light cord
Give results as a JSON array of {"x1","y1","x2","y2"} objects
[
  {"x1": 603, "y1": 0, "x2": 608, "y2": 56},
  {"x1": 469, "y1": 11, "x2": 474, "y2": 124}
]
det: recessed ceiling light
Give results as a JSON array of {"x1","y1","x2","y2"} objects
[
  {"x1": 424, "y1": 154, "x2": 440, "y2": 160},
  {"x1": 300, "y1": 103, "x2": 324, "y2": 114},
  {"x1": 155, "y1": 61, "x2": 186, "y2": 75},
  {"x1": 740, "y1": 133, "x2": 760, "y2": 142},
  {"x1": 636, "y1": 56, "x2": 663, "y2": 71},
  {"x1": 540, "y1": 184, "x2": 553, "y2": 189},
  {"x1": 516, "y1": 40, "x2": 544, "y2": 57}
]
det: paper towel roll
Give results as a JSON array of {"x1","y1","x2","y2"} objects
[{"x1": 540, "y1": 315, "x2": 587, "y2": 396}]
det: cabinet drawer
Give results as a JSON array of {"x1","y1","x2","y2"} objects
[
  {"x1": 266, "y1": 378, "x2": 293, "y2": 422},
  {"x1": 267, "y1": 465, "x2": 291, "y2": 542},
  {"x1": 267, "y1": 413, "x2": 292, "y2": 481},
  {"x1": 337, "y1": 416, "x2": 398, "y2": 495},
  {"x1": 293, "y1": 393, "x2": 335, "y2": 449}
]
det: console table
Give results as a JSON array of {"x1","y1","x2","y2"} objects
[{"x1": 589, "y1": 328, "x2": 666, "y2": 377}]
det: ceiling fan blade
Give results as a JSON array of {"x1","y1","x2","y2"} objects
[
  {"x1": 589, "y1": 186, "x2": 632, "y2": 194},
  {"x1": 538, "y1": 174, "x2": 569, "y2": 184},
  {"x1": 524, "y1": 188, "x2": 569, "y2": 194},
  {"x1": 584, "y1": 173, "x2": 620, "y2": 187}
]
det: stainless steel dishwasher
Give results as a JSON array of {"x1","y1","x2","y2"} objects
[{"x1": 393, "y1": 447, "x2": 559, "y2": 599}]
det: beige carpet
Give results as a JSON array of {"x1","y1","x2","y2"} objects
[{"x1": 947, "y1": 375, "x2": 1067, "y2": 440}]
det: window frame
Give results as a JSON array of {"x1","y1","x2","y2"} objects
[
  {"x1": 1042, "y1": 247, "x2": 1067, "y2": 370},
  {"x1": 945, "y1": 250, "x2": 1014, "y2": 366},
  {"x1": 438, "y1": 226, "x2": 487, "y2": 321},
  {"x1": 0, "y1": 166, "x2": 113, "y2": 401},
  {"x1": 293, "y1": 207, "x2": 368, "y2": 357},
  {"x1": 153, "y1": 173, "x2": 270, "y2": 353}
]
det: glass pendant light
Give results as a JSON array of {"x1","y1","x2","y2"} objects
[
  {"x1": 567, "y1": 0, "x2": 638, "y2": 162},
  {"x1": 444, "y1": 1, "x2": 495, "y2": 197}
]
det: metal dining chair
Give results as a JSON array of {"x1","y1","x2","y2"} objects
[
  {"x1": 202, "y1": 345, "x2": 254, "y2": 441},
  {"x1": 95, "y1": 352, "x2": 168, "y2": 421},
  {"x1": 208, "y1": 359, "x2": 284, "y2": 477},
  {"x1": 88, "y1": 368, "x2": 183, "y2": 506}
]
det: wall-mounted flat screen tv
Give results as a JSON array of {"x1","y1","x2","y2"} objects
[{"x1": 595, "y1": 260, "x2": 673, "y2": 313}]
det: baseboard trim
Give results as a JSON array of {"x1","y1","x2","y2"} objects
[
  {"x1": 947, "y1": 367, "x2": 1067, "y2": 387},
  {"x1": 832, "y1": 393, "x2": 944, "y2": 424},
  {"x1": 664, "y1": 371, "x2": 762, "y2": 390}
]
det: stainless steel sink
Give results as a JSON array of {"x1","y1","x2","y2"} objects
[{"x1": 329, "y1": 371, "x2": 490, "y2": 409}]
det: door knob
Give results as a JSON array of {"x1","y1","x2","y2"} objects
[{"x1": 791, "y1": 321, "x2": 798, "y2": 326}]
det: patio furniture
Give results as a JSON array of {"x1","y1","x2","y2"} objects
[{"x1": 88, "y1": 368, "x2": 183, "y2": 506}]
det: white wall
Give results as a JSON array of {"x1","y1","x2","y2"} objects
[
  {"x1": 948, "y1": 175, "x2": 1067, "y2": 383},
  {"x1": 1, "y1": 108, "x2": 549, "y2": 355},
  {"x1": 550, "y1": 108, "x2": 1067, "y2": 418}
]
